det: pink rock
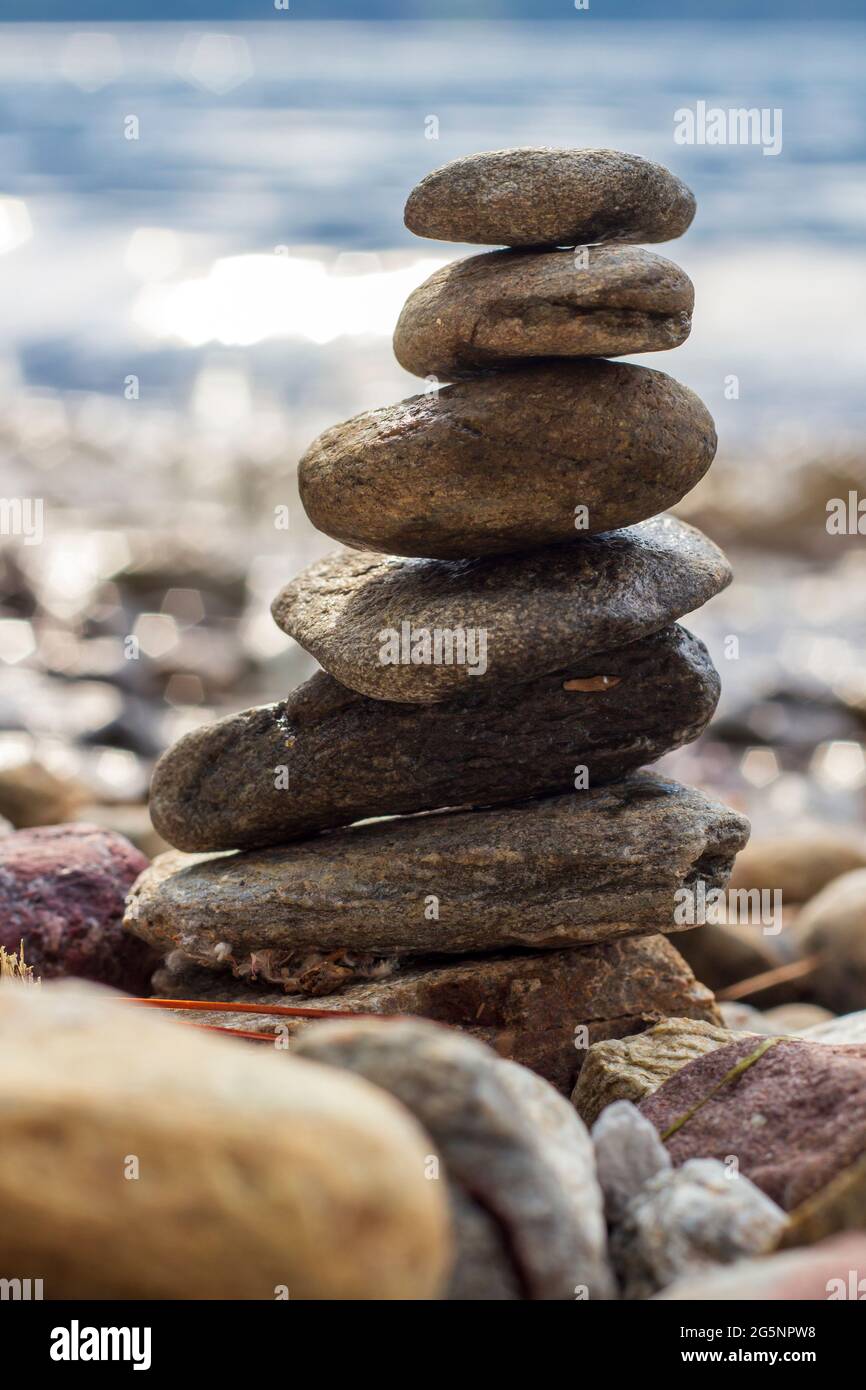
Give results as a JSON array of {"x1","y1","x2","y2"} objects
[
  {"x1": 0, "y1": 824, "x2": 158, "y2": 994},
  {"x1": 657, "y1": 1233, "x2": 866, "y2": 1300}
]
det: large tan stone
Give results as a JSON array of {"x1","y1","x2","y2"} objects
[{"x1": 0, "y1": 982, "x2": 451, "y2": 1300}]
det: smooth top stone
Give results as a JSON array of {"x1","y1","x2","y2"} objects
[
  {"x1": 403, "y1": 148, "x2": 696, "y2": 248},
  {"x1": 393, "y1": 246, "x2": 694, "y2": 379},
  {"x1": 298, "y1": 360, "x2": 716, "y2": 559},
  {"x1": 271, "y1": 516, "x2": 731, "y2": 703}
]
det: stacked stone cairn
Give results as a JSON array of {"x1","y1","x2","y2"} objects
[{"x1": 127, "y1": 148, "x2": 750, "y2": 1103}]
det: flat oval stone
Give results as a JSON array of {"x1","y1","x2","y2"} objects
[
  {"x1": 298, "y1": 360, "x2": 716, "y2": 558},
  {"x1": 125, "y1": 772, "x2": 750, "y2": 975},
  {"x1": 404, "y1": 147, "x2": 696, "y2": 247},
  {"x1": 394, "y1": 246, "x2": 693, "y2": 379},
  {"x1": 271, "y1": 516, "x2": 732, "y2": 703},
  {"x1": 149, "y1": 625, "x2": 719, "y2": 852}
]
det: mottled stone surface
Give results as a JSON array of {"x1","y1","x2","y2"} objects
[
  {"x1": 658, "y1": 1233, "x2": 866, "y2": 1300},
  {"x1": 294, "y1": 1018, "x2": 613, "y2": 1300},
  {"x1": 793, "y1": 869, "x2": 866, "y2": 1012},
  {"x1": 779, "y1": 1150, "x2": 866, "y2": 1249},
  {"x1": 150, "y1": 624, "x2": 719, "y2": 853},
  {"x1": 572, "y1": 1017, "x2": 753, "y2": 1126},
  {"x1": 613, "y1": 1158, "x2": 785, "y2": 1299},
  {"x1": 394, "y1": 246, "x2": 693, "y2": 379},
  {"x1": 0, "y1": 823, "x2": 158, "y2": 994},
  {"x1": 592, "y1": 1100, "x2": 671, "y2": 1225},
  {"x1": 403, "y1": 147, "x2": 696, "y2": 248},
  {"x1": 0, "y1": 982, "x2": 452, "y2": 1299},
  {"x1": 150, "y1": 933, "x2": 721, "y2": 1096},
  {"x1": 127, "y1": 773, "x2": 749, "y2": 987},
  {"x1": 298, "y1": 361, "x2": 716, "y2": 559},
  {"x1": 272, "y1": 516, "x2": 732, "y2": 703},
  {"x1": 639, "y1": 1036, "x2": 866, "y2": 1212}
]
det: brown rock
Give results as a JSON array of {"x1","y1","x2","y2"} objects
[
  {"x1": 393, "y1": 246, "x2": 693, "y2": 379},
  {"x1": 149, "y1": 624, "x2": 719, "y2": 852},
  {"x1": 293, "y1": 1018, "x2": 614, "y2": 1299},
  {"x1": 639, "y1": 1035, "x2": 866, "y2": 1212},
  {"x1": 793, "y1": 869, "x2": 866, "y2": 1012},
  {"x1": 126, "y1": 773, "x2": 749, "y2": 986},
  {"x1": 150, "y1": 933, "x2": 721, "y2": 1097},
  {"x1": 0, "y1": 982, "x2": 452, "y2": 1299},
  {"x1": 272, "y1": 516, "x2": 732, "y2": 703},
  {"x1": 572, "y1": 1017, "x2": 753, "y2": 1126},
  {"x1": 298, "y1": 361, "x2": 716, "y2": 559},
  {"x1": 403, "y1": 147, "x2": 696, "y2": 248},
  {"x1": 728, "y1": 828, "x2": 866, "y2": 903}
]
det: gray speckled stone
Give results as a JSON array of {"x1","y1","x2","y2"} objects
[
  {"x1": 592, "y1": 1100, "x2": 672, "y2": 1225},
  {"x1": 125, "y1": 773, "x2": 749, "y2": 984},
  {"x1": 613, "y1": 1157, "x2": 786, "y2": 1298},
  {"x1": 403, "y1": 147, "x2": 696, "y2": 248},
  {"x1": 271, "y1": 516, "x2": 732, "y2": 704}
]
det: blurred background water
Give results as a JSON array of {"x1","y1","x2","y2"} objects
[{"x1": 0, "y1": 15, "x2": 865, "y2": 856}]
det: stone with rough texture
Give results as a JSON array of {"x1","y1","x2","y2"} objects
[
  {"x1": 149, "y1": 624, "x2": 719, "y2": 852},
  {"x1": 126, "y1": 773, "x2": 749, "y2": 991},
  {"x1": 612, "y1": 1158, "x2": 785, "y2": 1299},
  {"x1": 792, "y1": 869, "x2": 866, "y2": 1012},
  {"x1": 0, "y1": 823, "x2": 158, "y2": 994},
  {"x1": 298, "y1": 361, "x2": 716, "y2": 559},
  {"x1": 272, "y1": 516, "x2": 732, "y2": 703},
  {"x1": 394, "y1": 246, "x2": 693, "y2": 379},
  {"x1": 150, "y1": 933, "x2": 721, "y2": 1097},
  {"x1": 591, "y1": 1100, "x2": 671, "y2": 1225},
  {"x1": 572, "y1": 1017, "x2": 754, "y2": 1126},
  {"x1": 639, "y1": 1035, "x2": 866, "y2": 1212},
  {"x1": 403, "y1": 147, "x2": 696, "y2": 248},
  {"x1": 293, "y1": 1017, "x2": 613, "y2": 1300},
  {"x1": 657, "y1": 1233, "x2": 866, "y2": 1300},
  {"x1": 0, "y1": 982, "x2": 452, "y2": 1300}
]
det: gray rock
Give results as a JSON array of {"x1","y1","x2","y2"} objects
[
  {"x1": 592, "y1": 1100, "x2": 671, "y2": 1225},
  {"x1": 293, "y1": 1018, "x2": 614, "y2": 1300},
  {"x1": 613, "y1": 1157, "x2": 786, "y2": 1299},
  {"x1": 271, "y1": 516, "x2": 732, "y2": 703},
  {"x1": 126, "y1": 773, "x2": 750, "y2": 986},
  {"x1": 403, "y1": 147, "x2": 696, "y2": 248},
  {"x1": 394, "y1": 246, "x2": 693, "y2": 379},
  {"x1": 801, "y1": 1011, "x2": 866, "y2": 1045}
]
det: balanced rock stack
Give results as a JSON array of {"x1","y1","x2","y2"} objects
[{"x1": 127, "y1": 149, "x2": 749, "y2": 1096}]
